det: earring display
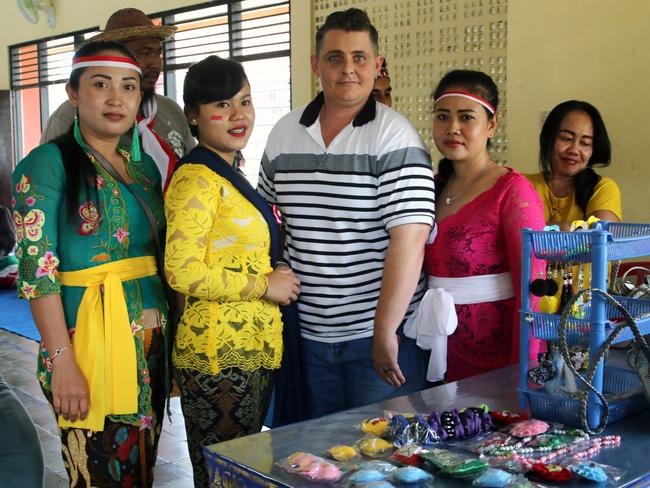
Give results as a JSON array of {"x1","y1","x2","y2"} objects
[
  {"x1": 529, "y1": 269, "x2": 548, "y2": 297},
  {"x1": 571, "y1": 262, "x2": 588, "y2": 319},
  {"x1": 520, "y1": 223, "x2": 650, "y2": 432},
  {"x1": 530, "y1": 262, "x2": 559, "y2": 298},
  {"x1": 545, "y1": 262, "x2": 559, "y2": 295}
]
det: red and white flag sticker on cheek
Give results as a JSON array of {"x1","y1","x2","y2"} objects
[{"x1": 210, "y1": 115, "x2": 223, "y2": 122}]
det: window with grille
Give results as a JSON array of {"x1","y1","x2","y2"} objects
[
  {"x1": 160, "y1": 0, "x2": 291, "y2": 183},
  {"x1": 9, "y1": 0, "x2": 291, "y2": 184},
  {"x1": 10, "y1": 29, "x2": 98, "y2": 161}
]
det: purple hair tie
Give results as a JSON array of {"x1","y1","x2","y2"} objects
[
  {"x1": 460, "y1": 410, "x2": 480, "y2": 438},
  {"x1": 480, "y1": 410, "x2": 493, "y2": 432},
  {"x1": 427, "y1": 411, "x2": 445, "y2": 440},
  {"x1": 440, "y1": 410, "x2": 462, "y2": 439},
  {"x1": 451, "y1": 410, "x2": 465, "y2": 438},
  {"x1": 426, "y1": 406, "x2": 493, "y2": 442}
]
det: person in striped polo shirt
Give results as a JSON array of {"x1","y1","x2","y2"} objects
[{"x1": 258, "y1": 8, "x2": 436, "y2": 419}]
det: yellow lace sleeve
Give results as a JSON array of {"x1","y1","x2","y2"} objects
[{"x1": 164, "y1": 165, "x2": 268, "y2": 301}]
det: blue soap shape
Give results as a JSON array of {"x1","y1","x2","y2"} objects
[
  {"x1": 393, "y1": 467, "x2": 432, "y2": 484},
  {"x1": 473, "y1": 468, "x2": 514, "y2": 487},
  {"x1": 351, "y1": 470, "x2": 388, "y2": 483},
  {"x1": 571, "y1": 463, "x2": 608, "y2": 483}
]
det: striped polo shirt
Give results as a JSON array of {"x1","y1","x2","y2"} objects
[{"x1": 258, "y1": 93, "x2": 436, "y2": 343}]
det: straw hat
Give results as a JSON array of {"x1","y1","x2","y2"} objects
[{"x1": 89, "y1": 8, "x2": 176, "y2": 43}]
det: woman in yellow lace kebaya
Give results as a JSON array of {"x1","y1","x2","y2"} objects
[
  {"x1": 164, "y1": 56, "x2": 300, "y2": 488},
  {"x1": 12, "y1": 42, "x2": 168, "y2": 487}
]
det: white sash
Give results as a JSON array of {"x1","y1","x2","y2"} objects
[{"x1": 404, "y1": 272, "x2": 514, "y2": 381}]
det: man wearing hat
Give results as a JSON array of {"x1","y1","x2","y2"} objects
[{"x1": 40, "y1": 8, "x2": 195, "y2": 189}]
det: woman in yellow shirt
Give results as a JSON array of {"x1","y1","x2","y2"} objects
[
  {"x1": 526, "y1": 100, "x2": 622, "y2": 228},
  {"x1": 526, "y1": 100, "x2": 622, "y2": 315},
  {"x1": 164, "y1": 56, "x2": 300, "y2": 488}
]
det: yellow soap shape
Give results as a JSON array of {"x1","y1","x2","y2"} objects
[
  {"x1": 358, "y1": 437, "x2": 393, "y2": 457},
  {"x1": 328, "y1": 445, "x2": 358, "y2": 461},
  {"x1": 361, "y1": 417, "x2": 389, "y2": 436}
]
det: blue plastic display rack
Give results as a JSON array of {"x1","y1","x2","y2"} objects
[
  {"x1": 524, "y1": 294, "x2": 650, "y2": 346},
  {"x1": 529, "y1": 222, "x2": 650, "y2": 262},
  {"x1": 519, "y1": 222, "x2": 650, "y2": 430},
  {"x1": 519, "y1": 366, "x2": 646, "y2": 426}
]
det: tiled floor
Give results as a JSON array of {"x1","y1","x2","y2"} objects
[{"x1": 0, "y1": 328, "x2": 195, "y2": 487}]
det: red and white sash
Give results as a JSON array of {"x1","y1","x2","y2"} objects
[{"x1": 137, "y1": 97, "x2": 178, "y2": 191}]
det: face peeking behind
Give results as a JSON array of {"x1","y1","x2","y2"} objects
[
  {"x1": 372, "y1": 76, "x2": 392, "y2": 107},
  {"x1": 125, "y1": 37, "x2": 163, "y2": 95},
  {"x1": 190, "y1": 81, "x2": 255, "y2": 164}
]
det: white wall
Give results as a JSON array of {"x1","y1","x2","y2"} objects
[{"x1": 508, "y1": 0, "x2": 650, "y2": 222}]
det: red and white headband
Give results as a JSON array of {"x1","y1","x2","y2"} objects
[
  {"x1": 72, "y1": 55, "x2": 142, "y2": 75},
  {"x1": 434, "y1": 90, "x2": 495, "y2": 114}
]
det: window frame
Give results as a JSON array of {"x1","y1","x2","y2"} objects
[
  {"x1": 9, "y1": 0, "x2": 291, "y2": 168},
  {"x1": 154, "y1": 0, "x2": 291, "y2": 97},
  {"x1": 9, "y1": 28, "x2": 98, "y2": 162}
]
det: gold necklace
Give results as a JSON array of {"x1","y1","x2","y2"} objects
[
  {"x1": 444, "y1": 162, "x2": 493, "y2": 205},
  {"x1": 547, "y1": 178, "x2": 572, "y2": 198}
]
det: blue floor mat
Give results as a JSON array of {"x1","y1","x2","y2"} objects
[{"x1": 0, "y1": 289, "x2": 40, "y2": 341}]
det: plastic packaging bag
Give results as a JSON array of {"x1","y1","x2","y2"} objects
[
  {"x1": 327, "y1": 445, "x2": 360, "y2": 462},
  {"x1": 392, "y1": 466, "x2": 434, "y2": 484},
  {"x1": 360, "y1": 417, "x2": 390, "y2": 437},
  {"x1": 347, "y1": 461, "x2": 398, "y2": 486},
  {"x1": 472, "y1": 468, "x2": 515, "y2": 487},
  {"x1": 389, "y1": 444, "x2": 425, "y2": 466},
  {"x1": 564, "y1": 460, "x2": 626, "y2": 486},
  {"x1": 356, "y1": 436, "x2": 394, "y2": 457},
  {"x1": 277, "y1": 451, "x2": 345, "y2": 482}
]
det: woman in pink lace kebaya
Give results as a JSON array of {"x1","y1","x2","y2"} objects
[{"x1": 423, "y1": 70, "x2": 545, "y2": 381}]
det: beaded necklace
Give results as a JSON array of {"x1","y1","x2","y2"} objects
[
  {"x1": 483, "y1": 428, "x2": 589, "y2": 458},
  {"x1": 570, "y1": 435, "x2": 620, "y2": 461},
  {"x1": 511, "y1": 435, "x2": 620, "y2": 470}
]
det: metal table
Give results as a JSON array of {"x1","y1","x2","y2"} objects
[{"x1": 203, "y1": 365, "x2": 650, "y2": 487}]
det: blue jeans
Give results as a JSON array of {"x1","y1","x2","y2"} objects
[{"x1": 301, "y1": 332, "x2": 431, "y2": 419}]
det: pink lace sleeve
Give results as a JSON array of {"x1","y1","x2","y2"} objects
[{"x1": 499, "y1": 174, "x2": 546, "y2": 363}]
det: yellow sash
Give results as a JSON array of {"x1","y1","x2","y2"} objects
[{"x1": 57, "y1": 256, "x2": 157, "y2": 431}]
